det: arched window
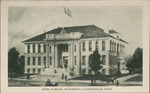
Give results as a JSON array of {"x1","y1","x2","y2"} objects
[
  {"x1": 102, "y1": 41, "x2": 105, "y2": 51},
  {"x1": 38, "y1": 44, "x2": 41, "y2": 53},
  {"x1": 95, "y1": 41, "x2": 99, "y2": 50},
  {"x1": 89, "y1": 42, "x2": 92, "y2": 51},
  {"x1": 82, "y1": 42, "x2": 86, "y2": 51}
]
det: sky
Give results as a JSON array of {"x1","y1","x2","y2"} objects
[{"x1": 8, "y1": 6, "x2": 143, "y2": 55}]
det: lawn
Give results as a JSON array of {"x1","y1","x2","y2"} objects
[
  {"x1": 125, "y1": 74, "x2": 142, "y2": 82},
  {"x1": 69, "y1": 73, "x2": 129, "y2": 81}
]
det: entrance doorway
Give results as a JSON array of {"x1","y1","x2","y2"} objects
[{"x1": 57, "y1": 44, "x2": 68, "y2": 68}]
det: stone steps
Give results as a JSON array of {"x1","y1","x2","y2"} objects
[{"x1": 41, "y1": 67, "x2": 68, "y2": 75}]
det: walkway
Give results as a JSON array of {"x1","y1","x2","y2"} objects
[{"x1": 117, "y1": 74, "x2": 139, "y2": 81}]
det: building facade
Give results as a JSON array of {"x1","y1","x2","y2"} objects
[{"x1": 23, "y1": 25, "x2": 128, "y2": 75}]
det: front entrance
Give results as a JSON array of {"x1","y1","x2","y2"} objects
[
  {"x1": 62, "y1": 56, "x2": 68, "y2": 69},
  {"x1": 57, "y1": 44, "x2": 69, "y2": 68}
]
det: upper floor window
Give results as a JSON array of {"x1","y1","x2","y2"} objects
[
  {"x1": 27, "y1": 57, "x2": 30, "y2": 65},
  {"x1": 33, "y1": 57, "x2": 35, "y2": 65},
  {"x1": 95, "y1": 41, "x2": 99, "y2": 50},
  {"x1": 38, "y1": 57, "x2": 41, "y2": 65},
  {"x1": 44, "y1": 44, "x2": 46, "y2": 53},
  {"x1": 74, "y1": 45, "x2": 76, "y2": 52},
  {"x1": 82, "y1": 42, "x2": 86, "y2": 51},
  {"x1": 102, "y1": 41, "x2": 105, "y2": 51},
  {"x1": 33, "y1": 44, "x2": 35, "y2": 53},
  {"x1": 82, "y1": 56, "x2": 86, "y2": 65},
  {"x1": 38, "y1": 44, "x2": 41, "y2": 53},
  {"x1": 102, "y1": 55, "x2": 106, "y2": 65},
  {"x1": 89, "y1": 42, "x2": 92, "y2": 51},
  {"x1": 49, "y1": 46, "x2": 52, "y2": 53},
  {"x1": 27, "y1": 45, "x2": 30, "y2": 53},
  {"x1": 44, "y1": 57, "x2": 46, "y2": 63},
  {"x1": 110, "y1": 41, "x2": 112, "y2": 51}
]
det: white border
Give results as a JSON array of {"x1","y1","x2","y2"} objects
[{"x1": 1, "y1": 1, "x2": 150, "y2": 93}]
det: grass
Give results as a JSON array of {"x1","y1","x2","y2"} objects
[
  {"x1": 69, "y1": 73, "x2": 129, "y2": 81},
  {"x1": 125, "y1": 74, "x2": 142, "y2": 82}
]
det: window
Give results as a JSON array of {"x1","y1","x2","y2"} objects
[
  {"x1": 27, "y1": 57, "x2": 30, "y2": 65},
  {"x1": 27, "y1": 45, "x2": 30, "y2": 53},
  {"x1": 49, "y1": 46, "x2": 52, "y2": 53},
  {"x1": 102, "y1": 41, "x2": 105, "y2": 51},
  {"x1": 110, "y1": 41, "x2": 112, "y2": 51},
  {"x1": 33, "y1": 57, "x2": 35, "y2": 65},
  {"x1": 44, "y1": 57, "x2": 46, "y2": 63},
  {"x1": 38, "y1": 69, "x2": 41, "y2": 73},
  {"x1": 82, "y1": 56, "x2": 86, "y2": 65},
  {"x1": 102, "y1": 55, "x2": 106, "y2": 65},
  {"x1": 44, "y1": 44, "x2": 46, "y2": 53},
  {"x1": 50, "y1": 56, "x2": 52, "y2": 65},
  {"x1": 117, "y1": 44, "x2": 119, "y2": 55},
  {"x1": 33, "y1": 68, "x2": 35, "y2": 73},
  {"x1": 89, "y1": 42, "x2": 92, "y2": 51},
  {"x1": 33, "y1": 44, "x2": 35, "y2": 53},
  {"x1": 38, "y1": 44, "x2": 41, "y2": 53},
  {"x1": 38, "y1": 57, "x2": 41, "y2": 65},
  {"x1": 74, "y1": 56, "x2": 77, "y2": 65},
  {"x1": 89, "y1": 56, "x2": 91, "y2": 65},
  {"x1": 74, "y1": 45, "x2": 76, "y2": 52},
  {"x1": 27, "y1": 69, "x2": 30, "y2": 73},
  {"x1": 95, "y1": 41, "x2": 99, "y2": 50},
  {"x1": 82, "y1": 42, "x2": 86, "y2": 51}
]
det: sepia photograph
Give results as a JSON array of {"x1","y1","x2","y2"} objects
[{"x1": 1, "y1": 1, "x2": 150, "y2": 93}]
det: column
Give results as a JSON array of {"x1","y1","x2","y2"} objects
[
  {"x1": 25, "y1": 44, "x2": 27, "y2": 53},
  {"x1": 70, "y1": 44, "x2": 73, "y2": 68},
  {"x1": 30, "y1": 44, "x2": 33, "y2": 53},
  {"x1": 25, "y1": 56, "x2": 27, "y2": 66},
  {"x1": 41, "y1": 57, "x2": 44, "y2": 66},
  {"x1": 35, "y1": 44, "x2": 38, "y2": 53},
  {"x1": 92, "y1": 41, "x2": 95, "y2": 51},
  {"x1": 41, "y1": 44, "x2": 44, "y2": 53},
  {"x1": 99, "y1": 40, "x2": 102, "y2": 51},
  {"x1": 35, "y1": 57, "x2": 38, "y2": 66},
  {"x1": 46, "y1": 44, "x2": 50, "y2": 68},
  {"x1": 52, "y1": 45, "x2": 55, "y2": 67},
  {"x1": 86, "y1": 55, "x2": 89, "y2": 74},
  {"x1": 68, "y1": 44, "x2": 71, "y2": 68},
  {"x1": 106, "y1": 40, "x2": 110, "y2": 51},
  {"x1": 55, "y1": 45, "x2": 58, "y2": 67}
]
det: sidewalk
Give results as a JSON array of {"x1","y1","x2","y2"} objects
[{"x1": 117, "y1": 74, "x2": 139, "y2": 81}]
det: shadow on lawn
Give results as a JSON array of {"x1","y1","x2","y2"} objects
[
  {"x1": 69, "y1": 73, "x2": 129, "y2": 81},
  {"x1": 125, "y1": 74, "x2": 142, "y2": 82}
]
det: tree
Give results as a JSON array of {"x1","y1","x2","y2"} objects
[
  {"x1": 8, "y1": 47, "x2": 19, "y2": 73},
  {"x1": 131, "y1": 47, "x2": 143, "y2": 72},
  {"x1": 126, "y1": 47, "x2": 143, "y2": 74},
  {"x1": 89, "y1": 49, "x2": 103, "y2": 84},
  {"x1": 16, "y1": 55, "x2": 25, "y2": 75}
]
